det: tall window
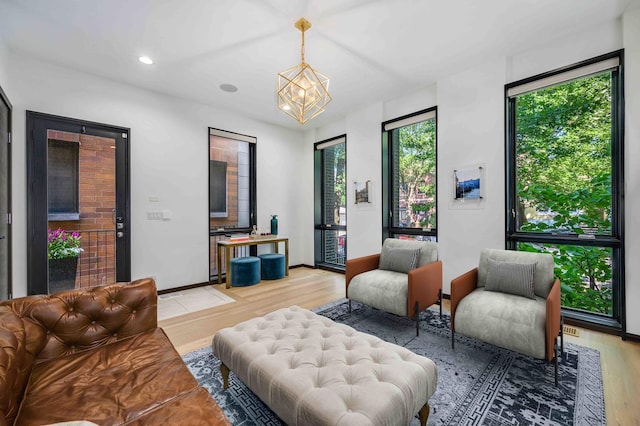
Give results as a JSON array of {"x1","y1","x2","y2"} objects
[
  {"x1": 382, "y1": 108, "x2": 437, "y2": 241},
  {"x1": 209, "y1": 128, "x2": 256, "y2": 280},
  {"x1": 314, "y1": 135, "x2": 346, "y2": 270},
  {"x1": 506, "y1": 51, "x2": 624, "y2": 331}
]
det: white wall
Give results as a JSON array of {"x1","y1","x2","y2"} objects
[
  {"x1": 622, "y1": 7, "x2": 640, "y2": 335},
  {"x1": 383, "y1": 86, "x2": 437, "y2": 122},
  {"x1": 508, "y1": 19, "x2": 622, "y2": 82},
  {"x1": 437, "y1": 58, "x2": 506, "y2": 293},
  {"x1": 6, "y1": 53, "x2": 305, "y2": 295},
  {"x1": 344, "y1": 103, "x2": 384, "y2": 259},
  {"x1": 0, "y1": 38, "x2": 9, "y2": 92}
]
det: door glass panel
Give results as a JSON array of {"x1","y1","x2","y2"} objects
[
  {"x1": 209, "y1": 132, "x2": 255, "y2": 280},
  {"x1": 322, "y1": 143, "x2": 346, "y2": 227},
  {"x1": 322, "y1": 230, "x2": 346, "y2": 266},
  {"x1": 316, "y1": 140, "x2": 346, "y2": 268},
  {"x1": 47, "y1": 130, "x2": 116, "y2": 292}
]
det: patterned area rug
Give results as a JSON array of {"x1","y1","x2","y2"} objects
[{"x1": 183, "y1": 299, "x2": 605, "y2": 425}]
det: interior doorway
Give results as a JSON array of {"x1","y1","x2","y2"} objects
[{"x1": 26, "y1": 112, "x2": 130, "y2": 295}]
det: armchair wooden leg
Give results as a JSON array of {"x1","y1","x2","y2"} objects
[
  {"x1": 348, "y1": 299, "x2": 352, "y2": 313},
  {"x1": 451, "y1": 330, "x2": 455, "y2": 349},
  {"x1": 560, "y1": 315, "x2": 564, "y2": 355},
  {"x1": 552, "y1": 337, "x2": 559, "y2": 386},
  {"x1": 438, "y1": 289, "x2": 442, "y2": 319}
]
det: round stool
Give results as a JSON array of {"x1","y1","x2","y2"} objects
[
  {"x1": 259, "y1": 253, "x2": 286, "y2": 280},
  {"x1": 230, "y1": 256, "x2": 261, "y2": 287}
]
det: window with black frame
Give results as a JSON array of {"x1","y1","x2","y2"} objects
[
  {"x1": 314, "y1": 135, "x2": 347, "y2": 270},
  {"x1": 382, "y1": 108, "x2": 437, "y2": 242},
  {"x1": 505, "y1": 51, "x2": 624, "y2": 332},
  {"x1": 208, "y1": 128, "x2": 257, "y2": 281}
]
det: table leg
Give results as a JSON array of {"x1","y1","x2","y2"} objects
[
  {"x1": 217, "y1": 244, "x2": 223, "y2": 284},
  {"x1": 225, "y1": 247, "x2": 232, "y2": 289},
  {"x1": 285, "y1": 239, "x2": 289, "y2": 276}
]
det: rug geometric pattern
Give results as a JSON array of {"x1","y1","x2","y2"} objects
[{"x1": 183, "y1": 299, "x2": 605, "y2": 425}]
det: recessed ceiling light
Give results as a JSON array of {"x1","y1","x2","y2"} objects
[
  {"x1": 138, "y1": 56, "x2": 154, "y2": 65},
  {"x1": 219, "y1": 83, "x2": 238, "y2": 93}
]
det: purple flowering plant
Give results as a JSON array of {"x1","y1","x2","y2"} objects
[{"x1": 48, "y1": 228, "x2": 83, "y2": 259}]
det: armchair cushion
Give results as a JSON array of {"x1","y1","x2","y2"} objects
[
  {"x1": 379, "y1": 247, "x2": 421, "y2": 273},
  {"x1": 484, "y1": 259, "x2": 536, "y2": 299},
  {"x1": 478, "y1": 248, "x2": 554, "y2": 298},
  {"x1": 347, "y1": 270, "x2": 409, "y2": 317},
  {"x1": 455, "y1": 288, "x2": 546, "y2": 359},
  {"x1": 382, "y1": 238, "x2": 438, "y2": 267}
]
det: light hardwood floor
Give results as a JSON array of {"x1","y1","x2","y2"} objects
[{"x1": 160, "y1": 267, "x2": 640, "y2": 426}]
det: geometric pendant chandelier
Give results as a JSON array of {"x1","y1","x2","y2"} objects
[{"x1": 277, "y1": 18, "x2": 332, "y2": 124}]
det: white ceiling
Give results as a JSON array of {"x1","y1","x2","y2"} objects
[{"x1": 0, "y1": 0, "x2": 634, "y2": 129}]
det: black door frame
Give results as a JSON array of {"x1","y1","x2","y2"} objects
[
  {"x1": 0, "y1": 85, "x2": 12, "y2": 300},
  {"x1": 26, "y1": 111, "x2": 131, "y2": 294}
]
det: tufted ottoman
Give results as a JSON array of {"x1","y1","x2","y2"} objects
[{"x1": 212, "y1": 306, "x2": 438, "y2": 426}]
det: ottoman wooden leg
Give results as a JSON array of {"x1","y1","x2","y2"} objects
[
  {"x1": 418, "y1": 402, "x2": 430, "y2": 426},
  {"x1": 220, "y1": 362, "x2": 230, "y2": 389}
]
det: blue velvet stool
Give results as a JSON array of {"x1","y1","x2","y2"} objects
[
  {"x1": 230, "y1": 256, "x2": 261, "y2": 287},
  {"x1": 259, "y1": 253, "x2": 286, "y2": 280}
]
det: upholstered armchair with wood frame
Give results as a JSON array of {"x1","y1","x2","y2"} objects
[
  {"x1": 450, "y1": 248, "x2": 563, "y2": 385},
  {"x1": 346, "y1": 238, "x2": 443, "y2": 336}
]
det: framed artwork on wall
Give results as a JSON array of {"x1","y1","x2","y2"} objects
[
  {"x1": 450, "y1": 164, "x2": 486, "y2": 209},
  {"x1": 354, "y1": 180, "x2": 371, "y2": 204}
]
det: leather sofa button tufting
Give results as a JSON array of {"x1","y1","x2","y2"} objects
[
  {"x1": 132, "y1": 310, "x2": 136, "y2": 314},
  {"x1": 91, "y1": 321, "x2": 96, "y2": 324}
]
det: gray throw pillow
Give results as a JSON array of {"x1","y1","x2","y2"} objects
[
  {"x1": 379, "y1": 247, "x2": 421, "y2": 273},
  {"x1": 485, "y1": 258, "x2": 537, "y2": 299}
]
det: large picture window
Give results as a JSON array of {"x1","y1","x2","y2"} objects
[
  {"x1": 382, "y1": 108, "x2": 437, "y2": 241},
  {"x1": 506, "y1": 51, "x2": 624, "y2": 332}
]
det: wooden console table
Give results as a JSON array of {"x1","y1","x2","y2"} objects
[{"x1": 217, "y1": 236, "x2": 289, "y2": 288}]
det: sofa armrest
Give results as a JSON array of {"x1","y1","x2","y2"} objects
[
  {"x1": 345, "y1": 254, "x2": 381, "y2": 295},
  {"x1": 450, "y1": 268, "x2": 478, "y2": 332},
  {"x1": 407, "y1": 261, "x2": 442, "y2": 317},
  {"x1": 545, "y1": 278, "x2": 561, "y2": 362},
  {"x1": 4, "y1": 278, "x2": 158, "y2": 362}
]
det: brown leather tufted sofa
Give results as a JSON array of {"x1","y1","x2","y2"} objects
[{"x1": 0, "y1": 277, "x2": 229, "y2": 426}]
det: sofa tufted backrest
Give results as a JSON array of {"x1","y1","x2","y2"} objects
[
  {"x1": 0, "y1": 306, "x2": 30, "y2": 426},
  {"x1": 382, "y1": 238, "x2": 438, "y2": 267},
  {"x1": 0, "y1": 278, "x2": 158, "y2": 363},
  {"x1": 477, "y1": 248, "x2": 555, "y2": 298}
]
